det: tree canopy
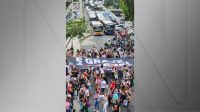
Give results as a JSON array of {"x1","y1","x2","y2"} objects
[
  {"x1": 66, "y1": 18, "x2": 87, "y2": 40},
  {"x1": 119, "y1": 0, "x2": 134, "y2": 21},
  {"x1": 66, "y1": 18, "x2": 87, "y2": 47}
]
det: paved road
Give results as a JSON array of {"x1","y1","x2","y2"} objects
[{"x1": 81, "y1": 35, "x2": 113, "y2": 50}]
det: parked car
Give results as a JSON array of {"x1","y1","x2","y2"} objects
[{"x1": 85, "y1": 0, "x2": 89, "y2": 6}]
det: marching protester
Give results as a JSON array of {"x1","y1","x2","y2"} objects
[
  {"x1": 102, "y1": 93, "x2": 109, "y2": 112},
  {"x1": 94, "y1": 92, "x2": 100, "y2": 111},
  {"x1": 100, "y1": 78, "x2": 107, "y2": 94}
]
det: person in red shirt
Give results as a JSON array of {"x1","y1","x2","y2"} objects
[
  {"x1": 83, "y1": 70, "x2": 88, "y2": 80},
  {"x1": 110, "y1": 80, "x2": 116, "y2": 92},
  {"x1": 67, "y1": 82, "x2": 73, "y2": 97}
]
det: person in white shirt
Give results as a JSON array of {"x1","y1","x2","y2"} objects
[
  {"x1": 126, "y1": 70, "x2": 131, "y2": 78},
  {"x1": 100, "y1": 68, "x2": 104, "y2": 74},
  {"x1": 66, "y1": 74, "x2": 71, "y2": 83},
  {"x1": 119, "y1": 50, "x2": 123, "y2": 57},
  {"x1": 96, "y1": 69, "x2": 100, "y2": 75},
  {"x1": 85, "y1": 88, "x2": 89, "y2": 98},
  {"x1": 102, "y1": 94, "x2": 109, "y2": 112},
  {"x1": 94, "y1": 92, "x2": 101, "y2": 111},
  {"x1": 102, "y1": 53, "x2": 107, "y2": 58},
  {"x1": 100, "y1": 79, "x2": 107, "y2": 94},
  {"x1": 114, "y1": 51, "x2": 118, "y2": 58},
  {"x1": 124, "y1": 53, "x2": 128, "y2": 57}
]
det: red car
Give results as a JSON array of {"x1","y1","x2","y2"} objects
[{"x1": 114, "y1": 25, "x2": 128, "y2": 38}]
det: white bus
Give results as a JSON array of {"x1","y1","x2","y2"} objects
[
  {"x1": 88, "y1": 12, "x2": 98, "y2": 21},
  {"x1": 100, "y1": 20, "x2": 115, "y2": 35},
  {"x1": 91, "y1": 21, "x2": 104, "y2": 36},
  {"x1": 96, "y1": 11, "x2": 107, "y2": 21},
  {"x1": 96, "y1": 0, "x2": 104, "y2": 5},
  {"x1": 109, "y1": 9, "x2": 123, "y2": 17},
  {"x1": 96, "y1": 13, "x2": 103, "y2": 19}
]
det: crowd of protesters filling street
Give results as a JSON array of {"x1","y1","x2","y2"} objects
[{"x1": 66, "y1": 30, "x2": 135, "y2": 112}]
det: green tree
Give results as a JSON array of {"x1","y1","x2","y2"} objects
[
  {"x1": 104, "y1": 0, "x2": 110, "y2": 8},
  {"x1": 66, "y1": 18, "x2": 87, "y2": 48},
  {"x1": 127, "y1": 0, "x2": 134, "y2": 20},
  {"x1": 119, "y1": 0, "x2": 134, "y2": 21}
]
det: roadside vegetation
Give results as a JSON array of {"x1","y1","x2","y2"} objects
[
  {"x1": 119, "y1": 0, "x2": 134, "y2": 21},
  {"x1": 104, "y1": 0, "x2": 134, "y2": 21},
  {"x1": 66, "y1": 18, "x2": 88, "y2": 47}
]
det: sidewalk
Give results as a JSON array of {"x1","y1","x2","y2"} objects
[
  {"x1": 66, "y1": 33, "x2": 92, "y2": 51},
  {"x1": 66, "y1": 1, "x2": 92, "y2": 51}
]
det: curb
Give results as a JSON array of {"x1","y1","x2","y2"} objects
[{"x1": 80, "y1": 34, "x2": 92, "y2": 42}]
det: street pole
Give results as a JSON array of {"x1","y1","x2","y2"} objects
[
  {"x1": 79, "y1": 0, "x2": 83, "y2": 18},
  {"x1": 72, "y1": 0, "x2": 73, "y2": 12},
  {"x1": 113, "y1": 0, "x2": 115, "y2": 8}
]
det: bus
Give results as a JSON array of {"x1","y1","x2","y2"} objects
[
  {"x1": 96, "y1": 11, "x2": 111, "y2": 20},
  {"x1": 89, "y1": 1, "x2": 95, "y2": 10},
  {"x1": 96, "y1": 11, "x2": 106, "y2": 20},
  {"x1": 96, "y1": 0, "x2": 104, "y2": 5},
  {"x1": 88, "y1": 12, "x2": 98, "y2": 21},
  {"x1": 109, "y1": 9, "x2": 123, "y2": 17},
  {"x1": 91, "y1": 21, "x2": 104, "y2": 36},
  {"x1": 100, "y1": 20, "x2": 115, "y2": 35}
]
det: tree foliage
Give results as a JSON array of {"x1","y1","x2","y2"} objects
[
  {"x1": 104, "y1": 0, "x2": 113, "y2": 8},
  {"x1": 119, "y1": 0, "x2": 134, "y2": 21},
  {"x1": 66, "y1": 18, "x2": 87, "y2": 47},
  {"x1": 66, "y1": 18, "x2": 87, "y2": 40}
]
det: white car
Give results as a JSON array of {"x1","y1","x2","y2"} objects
[
  {"x1": 85, "y1": 0, "x2": 89, "y2": 4},
  {"x1": 129, "y1": 32, "x2": 134, "y2": 39},
  {"x1": 86, "y1": 8, "x2": 91, "y2": 14},
  {"x1": 85, "y1": 6, "x2": 89, "y2": 9},
  {"x1": 89, "y1": 11, "x2": 95, "y2": 15}
]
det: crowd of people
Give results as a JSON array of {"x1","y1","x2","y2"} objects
[
  {"x1": 66, "y1": 34, "x2": 134, "y2": 59},
  {"x1": 66, "y1": 33, "x2": 134, "y2": 112}
]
